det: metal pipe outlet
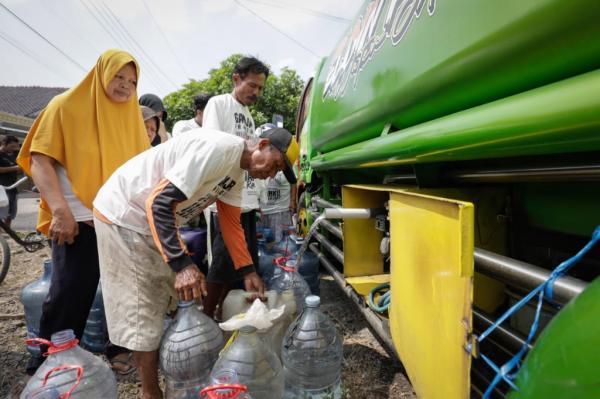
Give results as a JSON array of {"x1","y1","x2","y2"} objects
[
  {"x1": 474, "y1": 248, "x2": 587, "y2": 305},
  {"x1": 308, "y1": 210, "x2": 343, "y2": 241}
]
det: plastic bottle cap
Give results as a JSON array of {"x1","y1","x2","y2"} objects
[
  {"x1": 305, "y1": 295, "x2": 320, "y2": 307},
  {"x1": 211, "y1": 368, "x2": 240, "y2": 385},
  {"x1": 239, "y1": 325, "x2": 258, "y2": 334},
  {"x1": 177, "y1": 300, "x2": 195, "y2": 308},
  {"x1": 50, "y1": 329, "x2": 76, "y2": 345}
]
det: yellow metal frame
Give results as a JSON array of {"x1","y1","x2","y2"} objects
[
  {"x1": 389, "y1": 190, "x2": 473, "y2": 399},
  {"x1": 335, "y1": 184, "x2": 511, "y2": 398}
]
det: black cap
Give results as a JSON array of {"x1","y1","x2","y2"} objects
[{"x1": 259, "y1": 127, "x2": 299, "y2": 184}]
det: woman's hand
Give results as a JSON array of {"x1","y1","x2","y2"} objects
[{"x1": 49, "y1": 206, "x2": 79, "y2": 245}]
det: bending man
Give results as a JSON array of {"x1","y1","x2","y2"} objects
[{"x1": 93, "y1": 127, "x2": 298, "y2": 399}]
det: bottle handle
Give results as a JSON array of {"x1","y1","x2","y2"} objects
[
  {"x1": 200, "y1": 383, "x2": 248, "y2": 398},
  {"x1": 273, "y1": 256, "x2": 295, "y2": 272},
  {"x1": 26, "y1": 338, "x2": 79, "y2": 357},
  {"x1": 42, "y1": 365, "x2": 84, "y2": 398}
]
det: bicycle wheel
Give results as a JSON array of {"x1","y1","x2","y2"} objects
[{"x1": 0, "y1": 235, "x2": 11, "y2": 284}]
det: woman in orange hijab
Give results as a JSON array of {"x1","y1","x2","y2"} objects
[{"x1": 17, "y1": 49, "x2": 149, "y2": 376}]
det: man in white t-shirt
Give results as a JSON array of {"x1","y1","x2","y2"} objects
[
  {"x1": 202, "y1": 56, "x2": 273, "y2": 319},
  {"x1": 171, "y1": 93, "x2": 212, "y2": 137},
  {"x1": 93, "y1": 127, "x2": 299, "y2": 399},
  {"x1": 257, "y1": 124, "x2": 297, "y2": 243}
]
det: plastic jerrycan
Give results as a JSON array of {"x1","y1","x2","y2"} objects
[
  {"x1": 160, "y1": 300, "x2": 224, "y2": 398},
  {"x1": 21, "y1": 329, "x2": 117, "y2": 398},
  {"x1": 221, "y1": 290, "x2": 278, "y2": 322}
]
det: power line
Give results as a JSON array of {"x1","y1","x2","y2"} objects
[
  {"x1": 99, "y1": 0, "x2": 179, "y2": 90},
  {"x1": 140, "y1": 0, "x2": 191, "y2": 78},
  {"x1": 78, "y1": 0, "x2": 169, "y2": 93},
  {"x1": 0, "y1": 1, "x2": 87, "y2": 72},
  {"x1": 234, "y1": 0, "x2": 320, "y2": 59},
  {"x1": 0, "y1": 29, "x2": 67, "y2": 81},
  {"x1": 92, "y1": 0, "x2": 171, "y2": 92},
  {"x1": 242, "y1": 0, "x2": 351, "y2": 23}
]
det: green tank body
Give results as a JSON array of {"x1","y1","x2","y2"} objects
[{"x1": 308, "y1": 0, "x2": 600, "y2": 156}]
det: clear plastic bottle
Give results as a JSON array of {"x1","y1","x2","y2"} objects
[
  {"x1": 257, "y1": 238, "x2": 276, "y2": 282},
  {"x1": 20, "y1": 259, "x2": 52, "y2": 358},
  {"x1": 211, "y1": 325, "x2": 284, "y2": 399},
  {"x1": 267, "y1": 290, "x2": 297, "y2": 358},
  {"x1": 268, "y1": 259, "x2": 311, "y2": 311},
  {"x1": 274, "y1": 227, "x2": 298, "y2": 256},
  {"x1": 282, "y1": 296, "x2": 343, "y2": 399},
  {"x1": 81, "y1": 284, "x2": 108, "y2": 353},
  {"x1": 296, "y1": 251, "x2": 320, "y2": 296},
  {"x1": 21, "y1": 329, "x2": 117, "y2": 398},
  {"x1": 160, "y1": 300, "x2": 224, "y2": 398},
  {"x1": 200, "y1": 368, "x2": 254, "y2": 399}
]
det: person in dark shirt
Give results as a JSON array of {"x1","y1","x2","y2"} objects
[{"x1": 0, "y1": 135, "x2": 22, "y2": 228}]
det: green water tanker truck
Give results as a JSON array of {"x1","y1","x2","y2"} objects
[{"x1": 294, "y1": 1, "x2": 600, "y2": 398}]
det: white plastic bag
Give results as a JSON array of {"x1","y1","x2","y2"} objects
[{"x1": 219, "y1": 298, "x2": 284, "y2": 331}]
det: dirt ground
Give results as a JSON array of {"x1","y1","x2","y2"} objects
[{"x1": 0, "y1": 238, "x2": 415, "y2": 398}]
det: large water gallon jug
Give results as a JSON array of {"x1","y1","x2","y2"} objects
[
  {"x1": 81, "y1": 284, "x2": 107, "y2": 353},
  {"x1": 268, "y1": 259, "x2": 311, "y2": 311},
  {"x1": 296, "y1": 251, "x2": 320, "y2": 296},
  {"x1": 160, "y1": 300, "x2": 224, "y2": 398},
  {"x1": 21, "y1": 329, "x2": 117, "y2": 398},
  {"x1": 221, "y1": 289, "x2": 278, "y2": 323},
  {"x1": 273, "y1": 227, "x2": 298, "y2": 256},
  {"x1": 21, "y1": 259, "x2": 52, "y2": 358},
  {"x1": 282, "y1": 296, "x2": 343, "y2": 399},
  {"x1": 267, "y1": 290, "x2": 297, "y2": 356},
  {"x1": 257, "y1": 238, "x2": 276, "y2": 282},
  {"x1": 180, "y1": 227, "x2": 208, "y2": 274},
  {"x1": 211, "y1": 325, "x2": 284, "y2": 399},
  {"x1": 200, "y1": 368, "x2": 254, "y2": 399}
]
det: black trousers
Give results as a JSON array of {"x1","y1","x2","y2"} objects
[
  {"x1": 38, "y1": 223, "x2": 125, "y2": 358},
  {"x1": 207, "y1": 210, "x2": 259, "y2": 283}
]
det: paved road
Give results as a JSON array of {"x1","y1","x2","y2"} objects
[{"x1": 12, "y1": 194, "x2": 39, "y2": 232}]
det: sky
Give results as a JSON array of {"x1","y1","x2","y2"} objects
[{"x1": 0, "y1": 0, "x2": 364, "y2": 97}]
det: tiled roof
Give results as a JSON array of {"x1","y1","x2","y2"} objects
[{"x1": 0, "y1": 86, "x2": 68, "y2": 119}]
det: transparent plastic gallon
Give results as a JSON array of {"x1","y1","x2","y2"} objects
[
  {"x1": 211, "y1": 325, "x2": 284, "y2": 399},
  {"x1": 200, "y1": 368, "x2": 254, "y2": 399},
  {"x1": 282, "y1": 296, "x2": 343, "y2": 399},
  {"x1": 21, "y1": 259, "x2": 52, "y2": 357},
  {"x1": 267, "y1": 290, "x2": 297, "y2": 357},
  {"x1": 21, "y1": 329, "x2": 117, "y2": 398},
  {"x1": 160, "y1": 300, "x2": 224, "y2": 398},
  {"x1": 257, "y1": 238, "x2": 276, "y2": 282},
  {"x1": 81, "y1": 284, "x2": 107, "y2": 353},
  {"x1": 268, "y1": 259, "x2": 311, "y2": 311}
]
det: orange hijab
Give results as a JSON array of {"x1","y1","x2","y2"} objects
[{"x1": 17, "y1": 49, "x2": 150, "y2": 235}]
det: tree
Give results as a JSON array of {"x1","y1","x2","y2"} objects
[{"x1": 163, "y1": 54, "x2": 305, "y2": 133}]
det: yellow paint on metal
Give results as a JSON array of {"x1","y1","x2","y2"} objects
[
  {"x1": 346, "y1": 274, "x2": 390, "y2": 297},
  {"x1": 389, "y1": 190, "x2": 473, "y2": 399},
  {"x1": 341, "y1": 186, "x2": 387, "y2": 277}
]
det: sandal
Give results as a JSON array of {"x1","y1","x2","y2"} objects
[{"x1": 109, "y1": 352, "x2": 137, "y2": 376}]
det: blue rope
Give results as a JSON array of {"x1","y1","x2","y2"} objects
[
  {"x1": 477, "y1": 226, "x2": 600, "y2": 398},
  {"x1": 368, "y1": 283, "x2": 391, "y2": 313}
]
